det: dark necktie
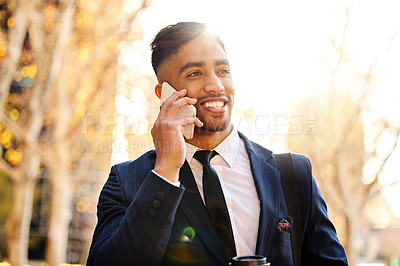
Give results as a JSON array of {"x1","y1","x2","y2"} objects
[{"x1": 193, "y1": 150, "x2": 236, "y2": 261}]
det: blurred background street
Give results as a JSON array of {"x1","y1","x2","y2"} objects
[{"x1": 0, "y1": 0, "x2": 400, "y2": 265}]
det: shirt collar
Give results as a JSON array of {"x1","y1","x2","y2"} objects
[{"x1": 185, "y1": 126, "x2": 240, "y2": 168}]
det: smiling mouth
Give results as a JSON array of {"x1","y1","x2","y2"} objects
[
  {"x1": 197, "y1": 94, "x2": 230, "y2": 113},
  {"x1": 203, "y1": 101, "x2": 225, "y2": 109}
]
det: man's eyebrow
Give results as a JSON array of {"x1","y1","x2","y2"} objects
[
  {"x1": 215, "y1": 59, "x2": 230, "y2": 67},
  {"x1": 179, "y1": 59, "x2": 230, "y2": 74},
  {"x1": 179, "y1": 61, "x2": 205, "y2": 73}
]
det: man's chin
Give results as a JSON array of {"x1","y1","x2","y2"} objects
[
  {"x1": 195, "y1": 111, "x2": 232, "y2": 133},
  {"x1": 195, "y1": 121, "x2": 231, "y2": 133}
]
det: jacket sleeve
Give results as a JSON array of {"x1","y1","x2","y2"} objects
[
  {"x1": 292, "y1": 154, "x2": 348, "y2": 266},
  {"x1": 87, "y1": 165, "x2": 185, "y2": 266}
]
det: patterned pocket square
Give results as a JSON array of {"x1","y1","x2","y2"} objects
[{"x1": 277, "y1": 216, "x2": 293, "y2": 233}]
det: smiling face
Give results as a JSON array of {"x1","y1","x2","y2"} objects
[{"x1": 157, "y1": 36, "x2": 235, "y2": 135}]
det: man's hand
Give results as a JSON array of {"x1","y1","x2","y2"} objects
[{"x1": 151, "y1": 89, "x2": 203, "y2": 183}]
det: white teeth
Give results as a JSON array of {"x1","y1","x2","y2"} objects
[{"x1": 204, "y1": 101, "x2": 224, "y2": 108}]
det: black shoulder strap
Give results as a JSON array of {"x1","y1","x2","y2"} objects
[{"x1": 275, "y1": 153, "x2": 302, "y2": 266}]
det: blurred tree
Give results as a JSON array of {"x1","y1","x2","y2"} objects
[
  {"x1": 285, "y1": 8, "x2": 400, "y2": 265},
  {"x1": 0, "y1": 0, "x2": 151, "y2": 265},
  {"x1": 44, "y1": 0, "x2": 151, "y2": 264},
  {"x1": 0, "y1": 173, "x2": 12, "y2": 259},
  {"x1": 0, "y1": 1, "x2": 54, "y2": 265}
]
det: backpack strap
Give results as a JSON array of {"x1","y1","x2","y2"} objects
[{"x1": 275, "y1": 153, "x2": 302, "y2": 266}]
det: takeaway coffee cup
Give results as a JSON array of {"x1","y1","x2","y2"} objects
[{"x1": 229, "y1": 255, "x2": 271, "y2": 265}]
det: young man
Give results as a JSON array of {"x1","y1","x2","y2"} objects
[{"x1": 87, "y1": 22, "x2": 348, "y2": 265}]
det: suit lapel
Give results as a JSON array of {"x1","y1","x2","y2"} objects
[
  {"x1": 179, "y1": 161, "x2": 227, "y2": 265},
  {"x1": 239, "y1": 133, "x2": 281, "y2": 257}
]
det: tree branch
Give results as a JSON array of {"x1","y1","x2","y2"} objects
[
  {"x1": 0, "y1": 0, "x2": 35, "y2": 111},
  {"x1": 67, "y1": 0, "x2": 152, "y2": 139},
  {"x1": 0, "y1": 159, "x2": 17, "y2": 181},
  {"x1": 0, "y1": 114, "x2": 24, "y2": 140},
  {"x1": 364, "y1": 127, "x2": 400, "y2": 203}
]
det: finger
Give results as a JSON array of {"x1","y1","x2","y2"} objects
[
  {"x1": 165, "y1": 89, "x2": 199, "y2": 107},
  {"x1": 159, "y1": 89, "x2": 188, "y2": 116},
  {"x1": 160, "y1": 97, "x2": 197, "y2": 120},
  {"x1": 167, "y1": 92, "x2": 197, "y2": 107},
  {"x1": 194, "y1": 118, "x2": 203, "y2": 128},
  {"x1": 165, "y1": 97, "x2": 197, "y2": 116},
  {"x1": 164, "y1": 89, "x2": 188, "y2": 103},
  {"x1": 180, "y1": 117, "x2": 203, "y2": 128}
]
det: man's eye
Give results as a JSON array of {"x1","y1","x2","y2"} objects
[
  {"x1": 187, "y1": 71, "x2": 202, "y2": 77},
  {"x1": 218, "y1": 68, "x2": 230, "y2": 75}
]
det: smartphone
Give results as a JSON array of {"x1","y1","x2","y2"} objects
[{"x1": 160, "y1": 82, "x2": 196, "y2": 139}]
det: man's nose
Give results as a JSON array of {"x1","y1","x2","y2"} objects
[{"x1": 204, "y1": 73, "x2": 224, "y2": 93}]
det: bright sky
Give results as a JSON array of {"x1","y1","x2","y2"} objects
[
  {"x1": 134, "y1": 0, "x2": 400, "y2": 115},
  {"x1": 115, "y1": 0, "x2": 400, "y2": 217}
]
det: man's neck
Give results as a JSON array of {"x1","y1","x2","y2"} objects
[{"x1": 185, "y1": 124, "x2": 233, "y2": 150}]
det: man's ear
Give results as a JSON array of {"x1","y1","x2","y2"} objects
[{"x1": 155, "y1": 83, "x2": 162, "y2": 99}]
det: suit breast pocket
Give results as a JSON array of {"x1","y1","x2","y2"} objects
[
  {"x1": 268, "y1": 231, "x2": 293, "y2": 265},
  {"x1": 273, "y1": 230, "x2": 291, "y2": 245}
]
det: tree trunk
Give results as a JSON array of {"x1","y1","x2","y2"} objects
[
  {"x1": 45, "y1": 158, "x2": 72, "y2": 265},
  {"x1": 343, "y1": 211, "x2": 357, "y2": 266},
  {"x1": 6, "y1": 168, "x2": 38, "y2": 266},
  {"x1": 44, "y1": 1, "x2": 75, "y2": 263},
  {"x1": 0, "y1": 0, "x2": 33, "y2": 103}
]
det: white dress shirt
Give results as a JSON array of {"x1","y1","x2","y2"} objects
[{"x1": 185, "y1": 128, "x2": 260, "y2": 256}]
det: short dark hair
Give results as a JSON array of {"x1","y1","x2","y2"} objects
[{"x1": 150, "y1": 22, "x2": 225, "y2": 75}]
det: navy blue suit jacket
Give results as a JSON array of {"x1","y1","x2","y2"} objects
[{"x1": 87, "y1": 133, "x2": 348, "y2": 265}]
